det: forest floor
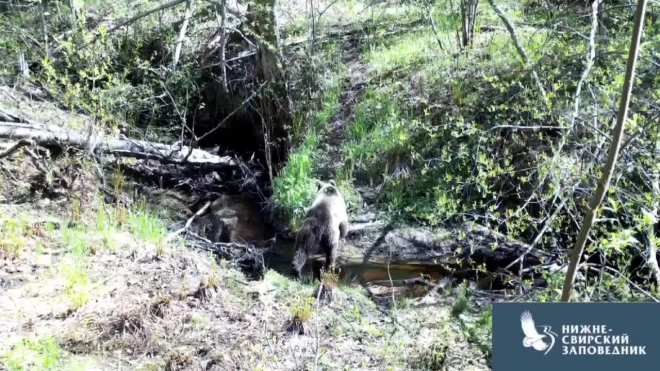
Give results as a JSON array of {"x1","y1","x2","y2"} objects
[{"x1": 0, "y1": 87, "x2": 491, "y2": 370}]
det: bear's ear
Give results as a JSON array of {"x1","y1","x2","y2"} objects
[
  {"x1": 328, "y1": 179, "x2": 336, "y2": 187},
  {"x1": 315, "y1": 179, "x2": 323, "y2": 191}
]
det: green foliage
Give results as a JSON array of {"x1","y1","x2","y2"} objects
[
  {"x1": 463, "y1": 305, "x2": 493, "y2": 357},
  {"x1": 0, "y1": 215, "x2": 28, "y2": 258},
  {"x1": 2, "y1": 336, "x2": 63, "y2": 371},
  {"x1": 128, "y1": 203, "x2": 167, "y2": 244},
  {"x1": 59, "y1": 258, "x2": 95, "y2": 310},
  {"x1": 289, "y1": 296, "x2": 315, "y2": 323},
  {"x1": 271, "y1": 129, "x2": 321, "y2": 230},
  {"x1": 271, "y1": 67, "x2": 345, "y2": 230},
  {"x1": 451, "y1": 282, "x2": 471, "y2": 317}
]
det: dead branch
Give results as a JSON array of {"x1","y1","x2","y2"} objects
[
  {"x1": 0, "y1": 122, "x2": 238, "y2": 167},
  {"x1": 646, "y1": 213, "x2": 660, "y2": 285},
  {"x1": 0, "y1": 139, "x2": 35, "y2": 159},
  {"x1": 172, "y1": 0, "x2": 194, "y2": 73},
  {"x1": 165, "y1": 200, "x2": 212, "y2": 242},
  {"x1": 218, "y1": 0, "x2": 229, "y2": 93},
  {"x1": 569, "y1": 0, "x2": 602, "y2": 129},
  {"x1": 503, "y1": 191, "x2": 570, "y2": 273},
  {"x1": 487, "y1": 0, "x2": 549, "y2": 107}
]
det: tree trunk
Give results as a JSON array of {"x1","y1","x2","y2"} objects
[
  {"x1": 460, "y1": 0, "x2": 478, "y2": 48},
  {"x1": 248, "y1": 0, "x2": 292, "y2": 180},
  {"x1": 0, "y1": 122, "x2": 239, "y2": 167},
  {"x1": 560, "y1": 0, "x2": 649, "y2": 302}
]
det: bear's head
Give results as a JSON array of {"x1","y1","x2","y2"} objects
[{"x1": 315, "y1": 179, "x2": 339, "y2": 197}]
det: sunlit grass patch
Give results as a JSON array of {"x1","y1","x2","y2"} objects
[
  {"x1": 365, "y1": 30, "x2": 445, "y2": 77},
  {"x1": 271, "y1": 68, "x2": 345, "y2": 230},
  {"x1": 0, "y1": 216, "x2": 28, "y2": 258},
  {"x1": 57, "y1": 258, "x2": 96, "y2": 310},
  {"x1": 1, "y1": 336, "x2": 63, "y2": 371},
  {"x1": 127, "y1": 206, "x2": 167, "y2": 244}
]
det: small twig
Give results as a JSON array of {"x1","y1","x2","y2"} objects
[
  {"x1": 387, "y1": 245, "x2": 395, "y2": 309},
  {"x1": 52, "y1": 0, "x2": 190, "y2": 54},
  {"x1": 646, "y1": 181, "x2": 660, "y2": 285},
  {"x1": 585, "y1": 264, "x2": 659, "y2": 303},
  {"x1": 195, "y1": 81, "x2": 267, "y2": 143},
  {"x1": 503, "y1": 188, "x2": 571, "y2": 273},
  {"x1": 216, "y1": 0, "x2": 229, "y2": 92},
  {"x1": 313, "y1": 278, "x2": 324, "y2": 370},
  {"x1": 646, "y1": 221, "x2": 660, "y2": 285},
  {"x1": 165, "y1": 200, "x2": 212, "y2": 242},
  {"x1": 424, "y1": 0, "x2": 446, "y2": 52},
  {"x1": 40, "y1": 0, "x2": 49, "y2": 58}
]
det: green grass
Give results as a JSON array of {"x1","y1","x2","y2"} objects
[
  {"x1": 0, "y1": 215, "x2": 28, "y2": 258},
  {"x1": 58, "y1": 258, "x2": 95, "y2": 310},
  {"x1": 2, "y1": 336, "x2": 63, "y2": 371},
  {"x1": 271, "y1": 67, "x2": 345, "y2": 230},
  {"x1": 128, "y1": 206, "x2": 167, "y2": 244}
]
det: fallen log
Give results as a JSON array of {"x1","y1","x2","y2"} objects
[{"x1": 0, "y1": 122, "x2": 238, "y2": 168}]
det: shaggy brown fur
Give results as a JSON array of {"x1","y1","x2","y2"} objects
[
  {"x1": 291, "y1": 180, "x2": 348, "y2": 278},
  {"x1": 208, "y1": 194, "x2": 268, "y2": 244}
]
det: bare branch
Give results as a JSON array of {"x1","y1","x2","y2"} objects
[
  {"x1": 561, "y1": 0, "x2": 649, "y2": 302},
  {"x1": 52, "y1": 0, "x2": 189, "y2": 54},
  {"x1": 646, "y1": 214, "x2": 660, "y2": 286},
  {"x1": 195, "y1": 81, "x2": 267, "y2": 143},
  {"x1": 165, "y1": 200, "x2": 212, "y2": 242},
  {"x1": 172, "y1": 0, "x2": 194, "y2": 73},
  {"x1": 0, "y1": 139, "x2": 35, "y2": 159},
  {"x1": 569, "y1": 0, "x2": 603, "y2": 129},
  {"x1": 487, "y1": 0, "x2": 549, "y2": 107}
]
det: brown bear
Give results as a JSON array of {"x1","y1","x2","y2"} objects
[
  {"x1": 291, "y1": 179, "x2": 349, "y2": 278},
  {"x1": 208, "y1": 194, "x2": 269, "y2": 246}
]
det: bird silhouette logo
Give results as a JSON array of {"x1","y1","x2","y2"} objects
[{"x1": 521, "y1": 311, "x2": 557, "y2": 355}]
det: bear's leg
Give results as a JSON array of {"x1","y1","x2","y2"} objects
[
  {"x1": 211, "y1": 219, "x2": 225, "y2": 242},
  {"x1": 324, "y1": 231, "x2": 340, "y2": 274},
  {"x1": 339, "y1": 219, "x2": 348, "y2": 238},
  {"x1": 291, "y1": 231, "x2": 310, "y2": 279},
  {"x1": 292, "y1": 247, "x2": 307, "y2": 279}
]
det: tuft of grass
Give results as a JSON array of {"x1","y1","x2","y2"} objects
[
  {"x1": 451, "y1": 283, "x2": 471, "y2": 318},
  {"x1": 321, "y1": 270, "x2": 341, "y2": 289},
  {"x1": 127, "y1": 206, "x2": 167, "y2": 244},
  {"x1": 57, "y1": 259, "x2": 95, "y2": 310},
  {"x1": 62, "y1": 227, "x2": 93, "y2": 257},
  {"x1": 289, "y1": 296, "x2": 315, "y2": 324},
  {"x1": 0, "y1": 217, "x2": 27, "y2": 258},
  {"x1": 411, "y1": 342, "x2": 448, "y2": 371},
  {"x1": 1, "y1": 336, "x2": 63, "y2": 371},
  {"x1": 271, "y1": 129, "x2": 321, "y2": 230},
  {"x1": 463, "y1": 305, "x2": 493, "y2": 358}
]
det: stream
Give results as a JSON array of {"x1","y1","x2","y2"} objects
[{"x1": 262, "y1": 240, "x2": 460, "y2": 298}]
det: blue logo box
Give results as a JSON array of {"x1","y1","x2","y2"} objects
[{"x1": 492, "y1": 302, "x2": 659, "y2": 371}]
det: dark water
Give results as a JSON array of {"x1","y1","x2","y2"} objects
[{"x1": 262, "y1": 240, "x2": 453, "y2": 298}]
